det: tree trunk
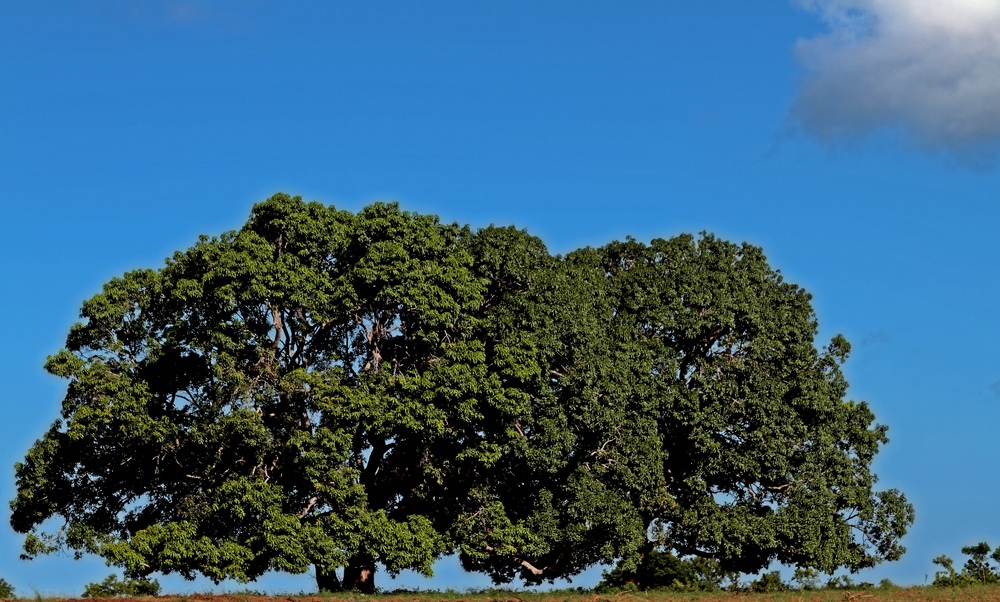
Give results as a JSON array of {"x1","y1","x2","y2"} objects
[
  {"x1": 634, "y1": 540, "x2": 657, "y2": 591},
  {"x1": 315, "y1": 565, "x2": 342, "y2": 593},
  {"x1": 343, "y1": 557, "x2": 377, "y2": 593}
]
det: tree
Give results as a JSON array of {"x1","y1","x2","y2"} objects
[
  {"x1": 588, "y1": 234, "x2": 914, "y2": 576},
  {"x1": 448, "y1": 236, "x2": 652, "y2": 584},
  {"x1": 82, "y1": 574, "x2": 160, "y2": 598},
  {"x1": 791, "y1": 567, "x2": 821, "y2": 590},
  {"x1": 11, "y1": 195, "x2": 913, "y2": 590},
  {"x1": 598, "y1": 550, "x2": 728, "y2": 591},
  {"x1": 932, "y1": 542, "x2": 1000, "y2": 586},
  {"x1": 446, "y1": 233, "x2": 912, "y2": 585},
  {"x1": 751, "y1": 571, "x2": 789, "y2": 593},
  {"x1": 11, "y1": 194, "x2": 538, "y2": 592},
  {"x1": 472, "y1": 234, "x2": 913, "y2": 585}
]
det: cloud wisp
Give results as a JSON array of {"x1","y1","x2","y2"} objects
[{"x1": 792, "y1": 0, "x2": 1000, "y2": 165}]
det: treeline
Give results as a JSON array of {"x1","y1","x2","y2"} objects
[
  {"x1": 595, "y1": 551, "x2": 896, "y2": 593},
  {"x1": 932, "y1": 543, "x2": 1000, "y2": 587},
  {"x1": 596, "y1": 550, "x2": 900, "y2": 592},
  {"x1": 598, "y1": 543, "x2": 1000, "y2": 593},
  {"x1": 5, "y1": 544, "x2": 1000, "y2": 597}
]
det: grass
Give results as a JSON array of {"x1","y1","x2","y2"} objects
[{"x1": 281, "y1": 587, "x2": 1000, "y2": 602}]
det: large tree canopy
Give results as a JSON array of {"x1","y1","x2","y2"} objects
[
  {"x1": 448, "y1": 234, "x2": 913, "y2": 584},
  {"x1": 11, "y1": 194, "x2": 913, "y2": 592},
  {"x1": 592, "y1": 235, "x2": 913, "y2": 576}
]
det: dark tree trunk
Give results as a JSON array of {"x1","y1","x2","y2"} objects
[
  {"x1": 343, "y1": 557, "x2": 377, "y2": 593},
  {"x1": 315, "y1": 565, "x2": 342, "y2": 593},
  {"x1": 634, "y1": 540, "x2": 657, "y2": 591}
]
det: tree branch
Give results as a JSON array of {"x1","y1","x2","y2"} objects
[
  {"x1": 484, "y1": 545, "x2": 550, "y2": 577},
  {"x1": 270, "y1": 304, "x2": 283, "y2": 356},
  {"x1": 298, "y1": 496, "x2": 319, "y2": 518}
]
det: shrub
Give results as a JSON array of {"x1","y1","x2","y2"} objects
[
  {"x1": 0, "y1": 578, "x2": 15, "y2": 599},
  {"x1": 82, "y1": 574, "x2": 160, "y2": 597},
  {"x1": 598, "y1": 550, "x2": 729, "y2": 591},
  {"x1": 826, "y1": 575, "x2": 855, "y2": 589},
  {"x1": 933, "y1": 543, "x2": 1000, "y2": 587},
  {"x1": 750, "y1": 570, "x2": 789, "y2": 593},
  {"x1": 824, "y1": 575, "x2": 876, "y2": 590},
  {"x1": 792, "y1": 567, "x2": 820, "y2": 590}
]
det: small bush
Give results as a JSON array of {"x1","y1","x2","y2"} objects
[
  {"x1": 82, "y1": 574, "x2": 160, "y2": 598},
  {"x1": 792, "y1": 567, "x2": 820, "y2": 590},
  {"x1": 598, "y1": 549, "x2": 730, "y2": 591},
  {"x1": 750, "y1": 570, "x2": 789, "y2": 593},
  {"x1": 826, "y1": 575, "x2": 855, "y2": 589},
  {"x1": 228, "y1": 589, "x2": 264, "y2": 597},
  {"x1": 0, "y1": 578, "x2": 15, "y2": 599}
]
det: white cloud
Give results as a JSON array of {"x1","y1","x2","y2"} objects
[{"x1": 792, "y1": 0, "x2": 1000, "y2": 164}]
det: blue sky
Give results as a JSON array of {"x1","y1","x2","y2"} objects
[{"x1": 3, "y1": 1, "x2": 1000, "y2": 595}]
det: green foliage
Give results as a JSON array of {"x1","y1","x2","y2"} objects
[
  {"x1": 12, "y1": 195, "x2": 501, "y2": 592},
  {"x1": 824, "y1": 575, "x2": 856, "y2": 589},
  {"x1": 10, "y1": 193, "x2": 914, "y2": 591},
  {"x1": 455, "y1": 233, "x2": 913, "y2": 584},
  {"x1": 598, "y1": 550, "x2": 727, "y2": 591},
  {"x1": 961, "y1": 542, "x2": 1000, "y2": 584},
  {"x1": 557, "y1": 235, "x2": 914, "y2": 576},
  {"x1": 82, "y1": 573, "x2": 160, "y2": 597},
  {"x1": 750, "y1": 571, "x2": 789, "y2": 593},
  {"x1": 932, "y1": 542, "x2": 1000, "y2": 586},
  {"x1": 823, "y1": 575, "x2": 875, "y2": 590},
  {"x1": 0, "y1": 578, "x2": 14, "y2": 599},
  {"x1": 792, "y1": 567, "x2": 820, "y2": 590}
]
